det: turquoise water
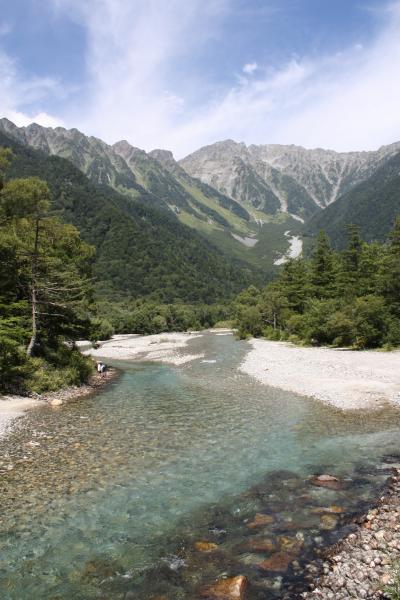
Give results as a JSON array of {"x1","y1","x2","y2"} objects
[{"x1": 0, "y1": 332, "x2": 399, "y2": 599}]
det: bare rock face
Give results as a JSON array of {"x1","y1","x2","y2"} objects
[
  {"x1": 179, "y1": 139, "x2": 400, "y2": 218},
  {"x1": 200, "y1": 575, "x2": 248, "y2": 600}
]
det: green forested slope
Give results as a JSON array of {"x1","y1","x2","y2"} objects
[
  {"x1": 306, "y1": 152, "x2": 400, "y2": 247},
  {"x1": 234, "y1": 223, "x2": 400, "y2": 349},
  {"x1": 0, "y1": 132, "x2": 257, "y2": 302}
]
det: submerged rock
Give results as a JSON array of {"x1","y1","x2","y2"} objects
[
  {"x1": 194, "y1": 541, "x2": 219, "y2": 553},
  {"x1": 259, "y1": 551, "x2": 293, "y2": 572},
  {"x1": 311, "y1": 505, "x2": 345, "y2": 514},
  {"x1": 310, "y1": 474, "x2": 345, "y2": 490},
  {"x1": 319, "y1": 514, "x2": 338, "y2": 530},
  {"x1": 200, "y1": 575, "x2": 247, "y2": 599},
  {"x1": 278, "y1": 535, "x2": 304, "y2": 555},
  {"x1": 245, "y1": 538, "x2": 276, "y2": 553},
  {"x1": 247, "y1": 513, "x2": 274, "y2": 529}
]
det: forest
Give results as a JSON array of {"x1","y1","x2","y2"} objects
[{"x1": 234, "y1": 222, "x2": 400, "y2": 349}]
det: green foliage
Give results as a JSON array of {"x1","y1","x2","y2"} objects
[
  {"x1": 23, "y1": 350, "x2": 94, "y2": 394},
  {"x1": 387, "y1": 566, "x2": 400, "y2": 599},
  {"x1": 0, "y1": 131, "x2": 256, "y2": 303},
  {"x1": 93, "y1": 300, "x2": 232, "y2": 338},
  {"x1": 0, "y1": 152, "x2": 95, "y2": 393},
  {"x1": 234, "y1": 222, "x2": 400, "y2": 349},
  {"x1": 90, "y1": 318, "x2": 115, "y2": 342}
]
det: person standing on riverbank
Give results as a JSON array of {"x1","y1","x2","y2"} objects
[{"x1": 97, "y1": 362, "x2": 107, "y2": 378}]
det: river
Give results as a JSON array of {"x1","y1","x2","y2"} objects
[{"x1": 0, "y1": 332, "x2": 399, "y2": 599}]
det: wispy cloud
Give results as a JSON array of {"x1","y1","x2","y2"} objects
[
  {"x1": 4, "y1": 1, "x2": 400, "y2": 156},
  {"x1": 242, "y1": 62, "x2": 258, "y2": 75},
  {"x1": 0, "y1": 48, "x2": 64, "y2": 127}
]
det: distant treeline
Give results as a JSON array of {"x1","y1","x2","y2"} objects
[{"x1": 234, "y1": 221, "x2": 400, "y2": 349}]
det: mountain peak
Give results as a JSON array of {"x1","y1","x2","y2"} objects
[{"x1": 149, "y1": 148, "x2": 175, "y2": 165}]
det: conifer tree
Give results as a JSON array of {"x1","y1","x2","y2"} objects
[
  {"x1": 310, "y1": 230, "x2": 336, "y2": 298},
  {"x1": 338, "y1": 224, "x2": 364, "y2": 298},
  {"x1": 276, "y1": 258, "x2": 309, "y2": 313},
  {"x1": 0, "y1": 176, "x2": 94, "y2": 357},
  {"x1": 379, "y1": 217, "x2": 400, "y2": 317}
]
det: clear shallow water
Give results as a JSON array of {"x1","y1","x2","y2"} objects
[{"x1": 0, "y1": 332, "x2": 400, "y2": 599}]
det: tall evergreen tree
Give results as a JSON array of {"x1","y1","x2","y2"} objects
[
  {"x1": 338, "y1": 224, "x2": 364, "y2": 298},
  {"x1": 379, "y1": 217, "x2": 400, "y2": 317},
  {"x1": 0, "y1": 177, "x2": 94, "y2": 357},
  {"x1": 310, "y1": 230, "x2": 336, "y2": 298},
  {"x1": 276, "y1": 258, "x2": 309, "y2": 313}
]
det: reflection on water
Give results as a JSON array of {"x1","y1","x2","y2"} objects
[{"x1": 0, "y1": 332, "x2": 399, "y2": 599}]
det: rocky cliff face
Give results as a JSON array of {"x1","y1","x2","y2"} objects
[
  {"x1": 179, "y1": 140, "x2": 400, "y2": 219},
  {"x1": 0, "y1": 118, "x2": 140, "y2": 192}
]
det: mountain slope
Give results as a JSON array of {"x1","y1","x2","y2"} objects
[
  {"x1": 180, "y1": 139, "x2": 400, "y2": 218},
  {"x1": 306, "y1": 151, "x2": 400, "y2": 248},
  {"x1": 0, "y1": 130, "x2": 256, "y2": 302},
  {"x1": 0, "y1": 119, "x2": 301, "y2": 273}
]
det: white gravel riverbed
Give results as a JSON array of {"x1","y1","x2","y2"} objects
[{"x1": 241, "y1": 339, "x2": 400, "y2": 410}]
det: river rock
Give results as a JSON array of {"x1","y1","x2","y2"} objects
[
  {"x1": 247, "y1": 513, "x2": 274, "y2": 529},
  {"x1": 200, "y1": 575, "x2": 247, "y2": 599},
  {"x1": 310, "y1": 474, "x2": 344, "y2": 490},
  {"x1": 259, "y1": 552, "x2": 293, "y2": 572},
  {"x1": 195, "y1": 541, "x2": 219, "y2": 553},
  {"x1": 278, "y1": 536, "x2": 304, "y2": 554},
  {"x1": 246, "y1": 538, "x2": 276, "y2": 553},
  {"x1": 320, "y1": 514, "x2": 338, "y2": 530},
  {"x1": 311, "y1": 505, "x2": 345, "y2": 514},
  {"x1": 50, "y1": 398, "x2": 63, "y2": 407}
]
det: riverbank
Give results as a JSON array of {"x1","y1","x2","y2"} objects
[
  {"x1": 241, "y1": 338, "x2": 400, "y2": 410},
  {"x1": 81, "y1": 331, "x2": 204, "y2": 364},
  {"x1": 0, "y1": 368, "x2": 118, "y2": 439},
  {"x1": 302, "y1": 467, "x2": 400, "y2": 599}
]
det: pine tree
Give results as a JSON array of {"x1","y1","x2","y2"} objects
[
  {"x1": 0, "y1": 177, "x2": 94, "y2": 356},
  {"x1": 310, "y1": 230, "x2": 336, "y2": 298},
  {"x1": 276, "y1": 258, "x2": 309, "y2": 313},
  {"x1": 338, "y1": 224, "x2": 364, "y2": 298},
  {"x1": 379, "y1": 217, "x2": 400, "y2": 317}
]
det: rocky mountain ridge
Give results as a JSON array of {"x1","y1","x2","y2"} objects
[
  {"x1": 1, "y1": 117, "x2": 399, "y2": 273},
  {"x1": 180, "y1": 139, "x2": 400, "y2": 218}
]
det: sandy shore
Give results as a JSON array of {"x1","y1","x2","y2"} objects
[
  {"x1": 241, "y1": 339, "x2": 400, "y2": 410},
  {"x1": 0, "y1": 396, "x2": 42, "y2": 438},
  {"x1": 81, "y1": 332, "x2": 203, "y2": 365},
  {"x1": 0, "y1": 368, "x2": 118, "y2": 439}
]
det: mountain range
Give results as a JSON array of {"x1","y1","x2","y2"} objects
[
  {"x1": 0, "y1": 117, "x2": 399, "y2": 285},
  {"x1": 0, "y1": 128, "x2": 255, "y2": 303}
]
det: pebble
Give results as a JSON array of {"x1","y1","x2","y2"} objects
[{"x1": 302, "y1": 469, "x2": 400, "y2": 600}]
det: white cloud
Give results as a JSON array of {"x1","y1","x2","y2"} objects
[
  {"x1": 9, "y1": 111, "x2": 64, "y2": 128},
  {"x1": 4, "y1": 1, "x2": 400, "y2": 157},
  {"x1": 243, "y1": 62, "x2": 258, "y2": 74},
  {"x1": 0, "y1": 49, "x2": 64, "y2": 128},
  {"x1": 51, "y1": 0, "x2": 231, "y2": 152}
]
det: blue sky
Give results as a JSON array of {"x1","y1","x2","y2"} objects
[{"x1": 1, "y1": 1, "x2": 400, "y2": 156}]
